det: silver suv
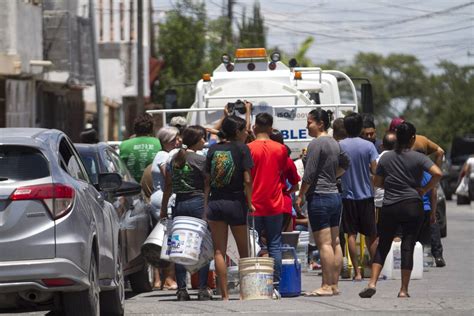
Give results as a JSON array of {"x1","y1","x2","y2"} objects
[{"x1": 0, "y1": 128, "x2": 124, "y2": 315}]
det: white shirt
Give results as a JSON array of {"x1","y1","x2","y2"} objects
[
  {"x1": 374, "y1": 150, "x2": 390, "y2": 208},
  {"x1": 467, "y1": 157, "x2": 474, "y2": 179},
  {"x1": 151, "y1": 148, "x2": 179, "y2": 191}
]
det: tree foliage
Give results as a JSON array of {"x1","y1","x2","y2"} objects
[
  {"x1": 403, "y1": 62, "x2": 474, "y2": 150},
  {"x1": 237, "y1": 2, "x2": 266, "y2": 49},
  {"x1": 156, "y1": 0, "x2": 207, "y2": 108}
]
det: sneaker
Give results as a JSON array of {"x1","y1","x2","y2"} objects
[
  {"x1": 435, "y1": 257, "x2": 446, "y2": 267},
  {"x1": 176, "y1": 289, "x2": 190, "y2": 301},
  {"x1": 197, "y1": 288, "x2": 212, "y2": 301},
  {"x1": 272, "y1": 288, "x2": 281, "y2": 300}
]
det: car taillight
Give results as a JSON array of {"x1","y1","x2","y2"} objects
[{"x1": 10, "y1": 184, "x2": 75, "y2": 219}]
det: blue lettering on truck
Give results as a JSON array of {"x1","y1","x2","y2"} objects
[{"x1": 281, "y1": 129, "x2": 308, "y2": 140}]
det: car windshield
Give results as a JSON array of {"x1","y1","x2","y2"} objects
[
  {"x1": 0, "y1": 145, "x2": 50, "y2": 181},
  {"x1": 78, "y1": 151, "x2": 99, "y2": 184}
]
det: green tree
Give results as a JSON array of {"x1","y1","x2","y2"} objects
[
  {"x1": 205, "y1": 16, "x2": 234, "y2": 71},
  {"x1": 343, "y1": 53, "x2": 427, "y2": 120},
  {"x1": 157, "y1": 0, "x2": 207, "y2": 108},
  {"x1": 403, "y1": 62, "x2": 474, "y2": 150},
  {"x1": 237, "y1": 2, "x2": 266, "y2": 48}
]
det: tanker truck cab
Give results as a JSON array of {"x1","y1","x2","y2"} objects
[{"x1": 148, "y1": 48, "x2": 369, "y2": 158}]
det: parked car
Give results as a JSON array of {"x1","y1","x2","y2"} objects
[
  {"x1": 75, "y1": 143, "x2": 154, "y2": 293},
  {"x1": 0, "y1": 128, "x2": 125, "y2": 315},
  {"x1": 441, "y1": 134, "x2": 474, "y2": 200}
]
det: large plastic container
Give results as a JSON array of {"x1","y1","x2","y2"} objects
[
  {"x1": 184, "y1": 228, "x2": 214, "y2": 273},
  {"x1": 381, "y1": 241, "x2": 423, "y2": 280},
  {"x1": 296, "y1": 231, "x2": 309, "y2": 272},
  {"x1": 141, "y1": 220, "x2": 167, "y2": 267},
  {"x1": 239, "y1": 257, "x2": 274, "y2": 300},
  {"x1": 169, "y1": 216, "x2": 208, "y2": 265},
  {"x1": 279, "y1": 247, "x2": 301, "y2": 297}
]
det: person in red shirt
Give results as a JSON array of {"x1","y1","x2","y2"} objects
[
  {"x1": 270, "y1": 130, "x2": 300, "y2": 231},
  {"x1": 248, "y1": 113, "x2": 288, "y2": 294}
]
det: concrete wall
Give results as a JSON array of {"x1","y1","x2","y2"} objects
[{"x1": 0, "y1": 1, "x2": 43, "y2": 75}]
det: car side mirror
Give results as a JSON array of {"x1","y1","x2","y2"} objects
[
  {"x1": 114, "y1": 180, "x2": 142, "y2": 197},
  {"x1": 98, "y1": 173, "x2": 123, "y2": 192}
]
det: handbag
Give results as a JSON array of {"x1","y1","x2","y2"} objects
[{"x1": 455, "y1": 176, "x2": 469, "y2": 197}]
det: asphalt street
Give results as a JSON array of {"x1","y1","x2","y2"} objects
[{"x1": 4, "y1": 200, "x2": 474, "y2": 315}]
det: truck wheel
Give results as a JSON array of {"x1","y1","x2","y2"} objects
[
  {"x1": 63, "y1": 253, "x2": 100, "y2": 316},
  {"x1": 129, "y1": 263, "x2": 153, "y2": 293},
  {"x1": 100, "y1": 251, "x2": 125, "y2": 315}
]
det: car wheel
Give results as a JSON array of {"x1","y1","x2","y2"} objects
[
  {"x1": 128, "y1": 262, "x2": 154, "y2": 293},
  {"x1": 100, "y1": 250, "x2": 125, "y2": 315},
  {"x1": 63, "y1": 253, "x2": 100, "y2": 316}
]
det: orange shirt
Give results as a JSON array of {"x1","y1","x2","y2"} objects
[{"x1": 247, "y1": 139, "x2": 288, "y2": 216}]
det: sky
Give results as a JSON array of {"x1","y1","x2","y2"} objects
[{"x1": 153, "y1": 0, "x2": 474, "y2": 73}]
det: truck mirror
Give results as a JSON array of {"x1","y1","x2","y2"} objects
[
  {"x1": 165, "y1": 89, "x2": 178, "y2": 109},
  {"x1": 361, "y1": 83, "x2": 374, "y2": 114}
]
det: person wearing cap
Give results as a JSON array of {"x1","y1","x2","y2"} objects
[
  {"x1": 169, "y1": 116, "x2": 188, "y2": 134},
  {"x1": 389, "y1": 117, "x2": 445, "y2": 167}
]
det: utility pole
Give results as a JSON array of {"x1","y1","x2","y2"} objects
[
  {"x1": 137, "y1": 0, "x2": 144, "y2": 115},
  {"x1": 89, "y1": 0, "x2": 104, "y2": 141},
  {"x1": 227, "y1": 0, "x2": 234, "y2": 46},
  {"x1": 148, "y1": 0, "x2": 155, "y2": 58}
]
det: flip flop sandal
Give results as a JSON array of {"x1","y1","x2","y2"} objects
[
  {"x1": 397, "y1": 293, "x2": 410, "y2": 298},
  {"x1": 359, "y1": 287, "x2": 376, "y2": 298},
  {"x1": 304, "y1": 290, "x2": 333, "y2": 297}
]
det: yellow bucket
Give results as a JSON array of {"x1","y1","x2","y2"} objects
[{"x1": 238, "y1": 257, "x2": 274, "y2": 300}]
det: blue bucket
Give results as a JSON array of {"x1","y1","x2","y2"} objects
[{"x1": 279, "y1": 246, "x2": 301, "y2": 297}]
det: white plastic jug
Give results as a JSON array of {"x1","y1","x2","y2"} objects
[{"x1": 381, "y1": 241, "x2": 423, "y2": 280}]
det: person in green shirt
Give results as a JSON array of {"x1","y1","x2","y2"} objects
[{"x1": 120, "y1": 114, "x2": 162, "y2": 182}]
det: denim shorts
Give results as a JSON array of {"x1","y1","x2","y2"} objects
[
  {"x1": 172, "y1": 195, "x2": 205, "y2": 219},
  {"x1": 307, "y1": 193, "x2": 342, "y2": 232}
]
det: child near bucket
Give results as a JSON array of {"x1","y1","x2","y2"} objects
[
  {"x1": 204, "y1": 115, "x2": 254, "y2": 300},
  {"x1": 160, "y1": 125, "x2": 212, "y2": 301}
]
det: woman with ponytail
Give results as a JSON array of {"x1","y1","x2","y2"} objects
[
  {"x1": 160, "y1": 125, "x2": 212, "y2": 301},
  {"x1": 296, "y1": 108, "x2": 350, "y2": 296},
  {"x1": 204, "y1": 115, "x2": 254, "y2": 300}
]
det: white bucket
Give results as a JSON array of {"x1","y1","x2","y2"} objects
[
  {"x1": 185, "y1": 228, "x2": 214, "y2": 273},
  {"x1": 141, "y1": 220, "x2": 167, "y2": 267},
  {"x1": 381, "y1": 241, "x2": 423, "y2": 280},
  {"x1": 169, "y1": 216, "x2": 208, "y2": 266},
  {"x1": 160, "y1": 219, "x2": 173, "y2": 261},
  {"x1": 239, "y1": 257, "x2": 274, "y2": 300}
]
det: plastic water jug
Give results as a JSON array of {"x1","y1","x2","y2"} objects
[{"x1": 381, "y1": 241, "x2": 423, "y2": 280}]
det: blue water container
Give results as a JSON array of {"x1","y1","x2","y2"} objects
[{"x1": 279, "y1": 246, "x2": 301, "y2": 297}]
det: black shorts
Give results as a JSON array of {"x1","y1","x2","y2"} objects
[
  {"x1": 206, "y1": 192, "x2": 248, "y2": 226},
  {"x1": 342, "y1": 198, "x2": 377, "y2": 236}
]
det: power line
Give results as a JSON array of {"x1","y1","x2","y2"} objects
[{"x1": 364, "y1": 1, "x2": 474, "y2": 30}]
